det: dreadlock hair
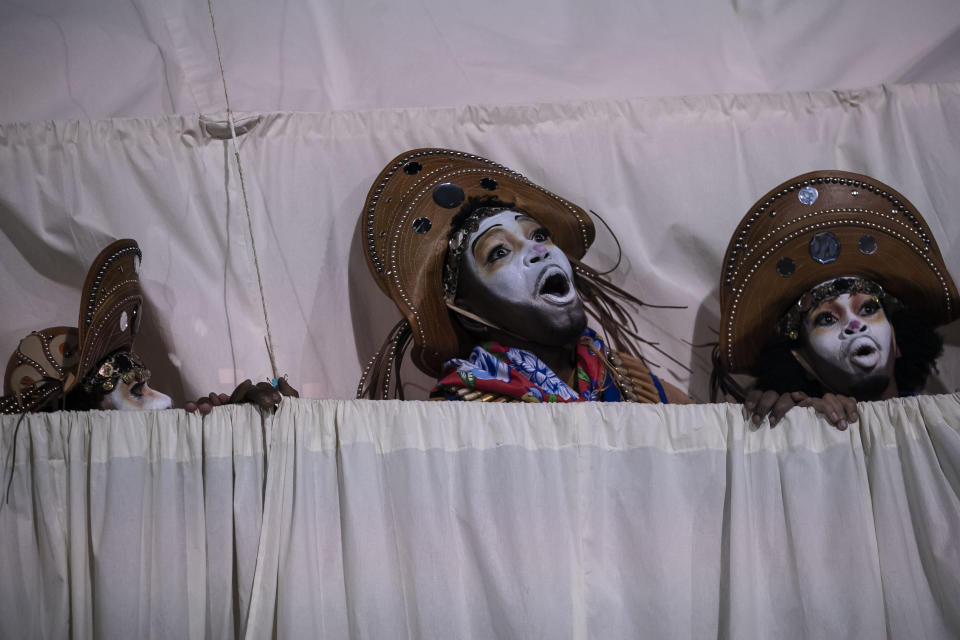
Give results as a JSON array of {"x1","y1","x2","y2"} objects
[
  {"x1": 753, "y1": 307, "x2": 944, "y2": 397},
  {"x1": 446, "y1": 195, "x2": 684, "y2": 366}
]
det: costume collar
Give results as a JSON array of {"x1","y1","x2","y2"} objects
[{"x1": 433, "y1": 328, "x2": 621, "y2": 402}]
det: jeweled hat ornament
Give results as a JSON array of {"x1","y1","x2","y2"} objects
[
  {"x1": 81, "y1": 351, "x2": 151, "y2": 394},
  {"x1": 357, "y1": 148, "x2": 662, "y2": 399},
  {"x1": 717, "y1": 170, "x2": 958, "y2": 381},
  {"x1": 1, "y1": 239, "x2": 145, "y2": 413}
]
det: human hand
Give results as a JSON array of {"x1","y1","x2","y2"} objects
[
  {"x1": 744, "y1": 389, "x2": 858, "y2": 430},
  {"x1": 184, "y1": 378, "x2": 300, "y2": 414},
  {"x1": 796, "y1": 392, "x2": 859, "y2": 431},
  {"x1": 184, "y1": 391, "x2": 231, "y2": 415}
]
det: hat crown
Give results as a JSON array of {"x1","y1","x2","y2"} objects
[{"x1": 74, "y1": 239, "x2": 143, "y2": 390}]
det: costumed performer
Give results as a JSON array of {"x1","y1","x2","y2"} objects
[
  {"x1": 357, "y1": 148, "x2": 690, "y2": 403},
  {"x1": 0, "y1": 239, "x2": 296, "y2": 415},
  {"x1": 714, "y1": 170, "x2": 957, "y2": 429},
  {"x1": 1, "y1": 239, "x2": 172, "y2": 413}
]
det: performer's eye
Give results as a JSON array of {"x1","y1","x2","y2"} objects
[
  {"x1": 130, "y1": 382, "x2": 145, "y2": 398},
  {"x1": 531, "y1": 227, "x2": 550, "y2": 243},
  {"x1": 859, "y1": 299, "x2": 880, "y2": 317},
  {"x1": 813, "y1": 312, "x2": 837, "y2": 327},
  {"x1": 486, "y1": 245, "x2": 509, "y2": 264}
]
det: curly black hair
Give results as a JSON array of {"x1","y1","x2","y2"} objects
[
  {"x1": 753, "y1": 308, "x2": 944, "y2": 397},
  {"x1": 63, "y1": 384, "x2": 108, "y2": 411}
]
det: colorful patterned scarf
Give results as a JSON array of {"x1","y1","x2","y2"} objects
[{"x1": 432, "y1": 328, "x2": 660, "y2": 402}]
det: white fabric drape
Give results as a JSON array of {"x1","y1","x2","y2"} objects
[
  {"x1": 2, "y1": 396, "x2": 959, "y2": 638},
  {"x1": 3, "y1": 0, "x2": 960, "y2": 122}
]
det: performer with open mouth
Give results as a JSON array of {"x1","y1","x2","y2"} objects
[
  {"x1": 714, "y1": 170, "x2": 958, "y2": 429},
  {"x1": 357, "y1": 148, "x2": 689, "y2": 404}
]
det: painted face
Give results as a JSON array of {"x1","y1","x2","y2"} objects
[
  {"x1": 797, "y1": 292, "x2": 896, "y2": 397},
  {"x1": 99, "y1": 379, "x2": 173, "y2": 411},
  {"x1": 457, "y1": 210, "x2": 587, "y2": 345}
]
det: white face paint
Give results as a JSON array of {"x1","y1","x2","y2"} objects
[
  {"x1": 798, "y1": 292, "x2": 896, "y2": 397},
  {"x1": 457, "y1": 210, "x2": 587, "y2": 345},
  {"x1": 99, "y1": 379, "x2": 173, "y2": 411}
]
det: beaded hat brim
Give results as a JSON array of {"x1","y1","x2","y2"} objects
[
  {"x1": 718, "y1": 170, "x2": 958, "y2": 374},
  {"x1": 362, "y1": 148, "x2": 596, "y2": 376}
]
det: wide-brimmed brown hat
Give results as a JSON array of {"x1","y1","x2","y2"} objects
[
  {"x1": 1, "y1": 239, "x2": 144, "y2": 413},
  {"x1": 718, "y1": 170, "x2": 958, "y2": 374},
  {"x1": 362, "y1": 148, "x2": 596, "y2": 376}
]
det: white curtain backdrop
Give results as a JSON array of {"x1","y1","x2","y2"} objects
[
  {"x1": 2, "y1": 396, "x2": 959, "y2": 639},
  {"x1": 2, "y1": 83, "x2": 959, "y2": 404},
  {"x1": 1, "y1": 1, "x2": 960, "y2": 405},
  {"x1": 2, "y1": 3, "x2": 960, "y2": 639},
  {"x1": 3, "y1": 0, "x2": 960, "y2": 121}
]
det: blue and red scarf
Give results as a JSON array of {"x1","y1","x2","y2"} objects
[{"x1": 432, "y1": 328, "x2": 666, "y2": 402}]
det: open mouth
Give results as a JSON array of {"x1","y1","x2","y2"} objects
[
  {"x1": 540, "y1": 273, "x2": 569, "y2": 297},
  {"x1": 848, "y1": 339, "x2": 881, "y2": 369},
  {"x1": 536, "y1": 267, "x2": 575, "y2": 304}
]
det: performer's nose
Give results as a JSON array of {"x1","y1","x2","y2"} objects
[
  {"x1": 843, "y1": 319, "x2": 866, "y2": 335},
  {"x1": 526, "y1": 244, "x2": 549, "y2": 265}
]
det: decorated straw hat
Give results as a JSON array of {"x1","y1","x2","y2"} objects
[
  {"x1": 718, "y1": 170, "x2": 958, "y2": 374},
  {"x1": 1, "y1": 239, "x2": 144, "y2": 413},
  {"x1": 361, "y1": 148, "x2": 596, "y2": 378}
]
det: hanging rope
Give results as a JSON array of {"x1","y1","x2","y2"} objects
[{"x1": 206, "y1": 0, "x2": 279, "y2": 380}]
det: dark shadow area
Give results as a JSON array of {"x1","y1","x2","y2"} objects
[
  {"x1": 896, "y1": 28, "x2": 960, "y2": 84},
  {"x1": 0, "y1": 197, "x2": 110, "y2": 287},
  {"x1": 136, "y1": 288, "x2": 187, "y2": 407},
  {"x1": 926, "y1": 318, "x2": 960, "y2": 394},
  {"x1": 689, "y1": 282, "x2": 761, "y2": 404},
  {"x1": 688, "y1": 284, "x2": 726, "y2": 404}
]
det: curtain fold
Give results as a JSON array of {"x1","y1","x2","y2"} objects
[{"x1": 1, "y1": 396, "x2": 959, "y2": 638}]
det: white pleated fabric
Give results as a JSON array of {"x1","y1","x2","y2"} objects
[{"x1": 1, "y1": 395, "x2": 959, "y2": 639}]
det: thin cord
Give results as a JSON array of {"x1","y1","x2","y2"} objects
[
  {"x1": 2, "y1": 411, "x2": 27, "y2": 509},
  {"x1": 207, "y1": 0, "x2": 279, "y2": 380}
]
